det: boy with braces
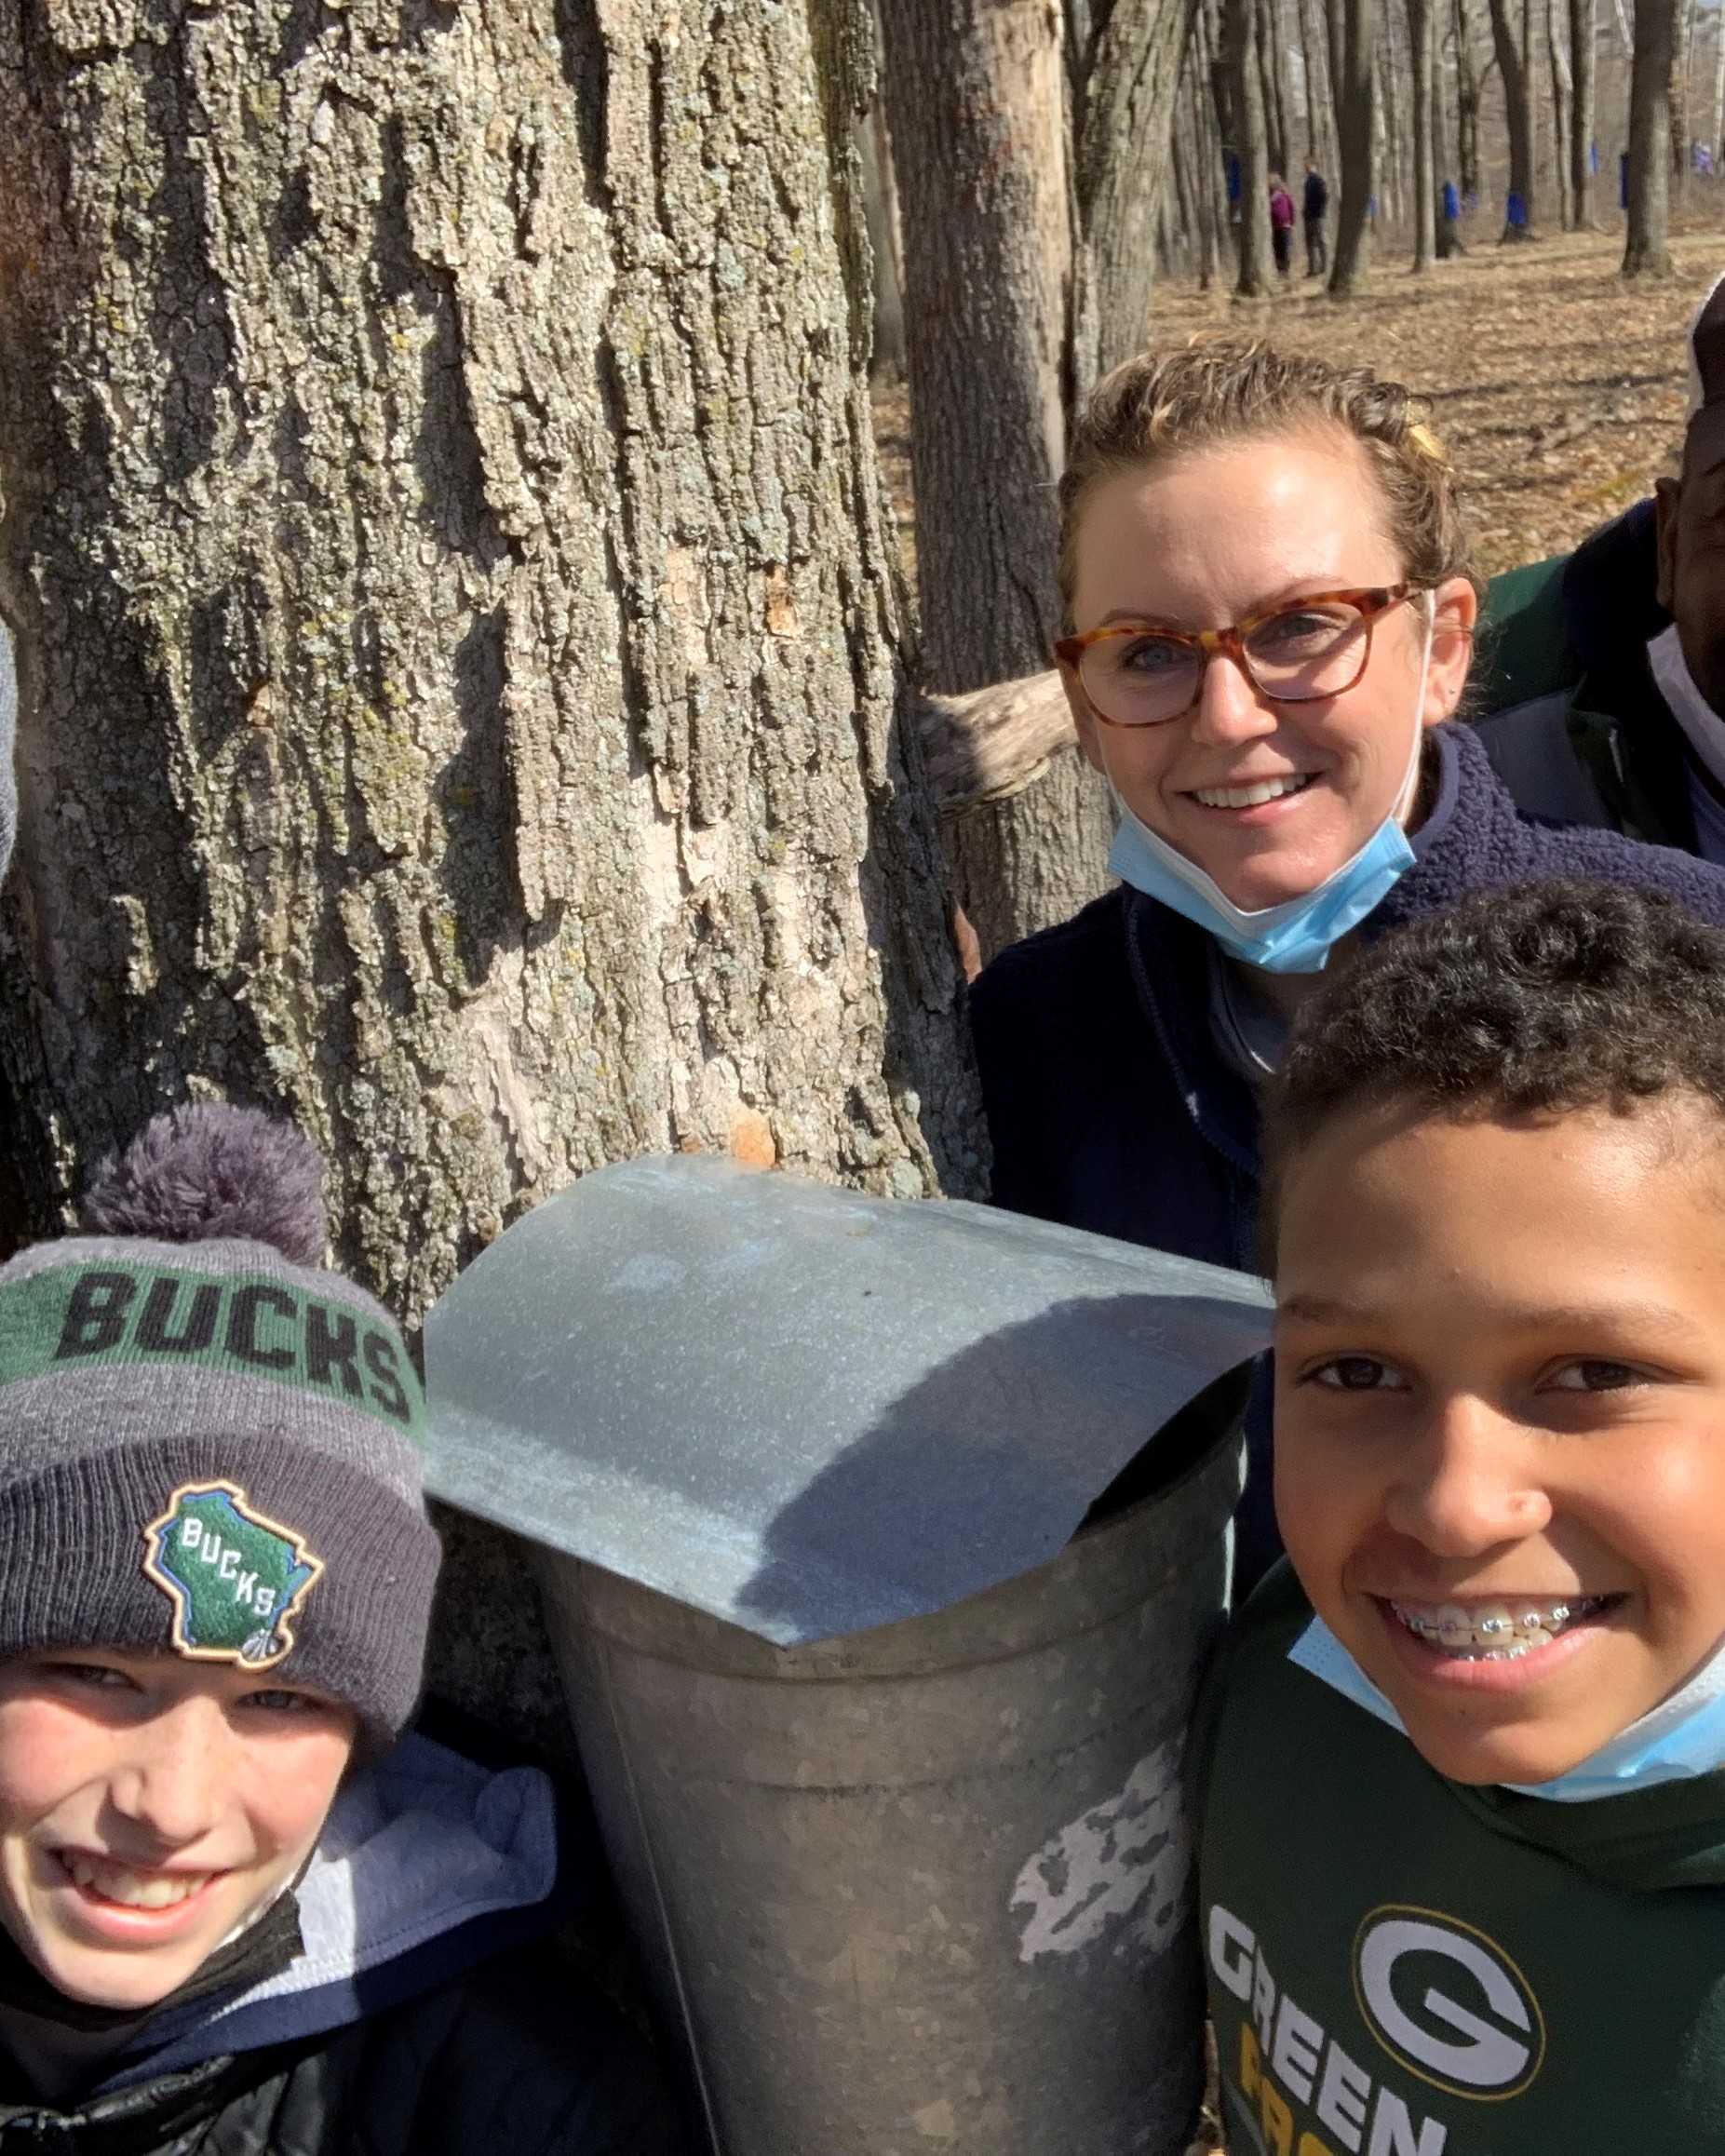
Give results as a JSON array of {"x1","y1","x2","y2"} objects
[{"x1": 1199, "y1": 879, "x2": 1725, "y2": 2152}]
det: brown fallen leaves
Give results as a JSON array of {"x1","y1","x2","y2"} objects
[{"x1": 874, "y1": 223, "x2": 1725, "y2": 593}]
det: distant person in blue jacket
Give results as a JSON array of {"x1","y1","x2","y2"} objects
[{"x1": 968, "y1": 339, "x2": 1725, "y2": 1587}]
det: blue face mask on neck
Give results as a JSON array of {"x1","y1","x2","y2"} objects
[
  {"x1": 1103, "y1": 600, "x2": 1432, "y2": 975},
  {"x1": 1290, "y1": 1615, "x2": 1725, "y2": 1801}
]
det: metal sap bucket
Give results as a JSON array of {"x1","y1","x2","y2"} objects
[
  {"x1": 422, "y1": 1157, "x2": 1272, "y2": 2156},
  {"x1": 538, "y1": 1377, "x2": 1244, "y2": 2156}
]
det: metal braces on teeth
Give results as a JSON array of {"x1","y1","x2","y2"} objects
[{"x1": 1390, "y1": 1597, "x2": 1609, "y2": 1659}]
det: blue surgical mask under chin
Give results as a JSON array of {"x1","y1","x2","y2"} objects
[
  {"x1": 1107, "y1": 797, "x2": 1415, "y2": 974},
  {"x1": 1289, "y1": 1616, "x2": 1725, "y2": 1802},
  {"x1": 1103, "y1": 608, "x2": 1432, "y2": 976}
]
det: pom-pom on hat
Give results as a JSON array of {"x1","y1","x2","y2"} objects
[{"x1": 0, "y1": 1104, "x2": 439, "y2": 1751}]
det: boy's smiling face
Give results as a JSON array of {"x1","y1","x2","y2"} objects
[
  {"x1": 0, "y1": 1649, "x2": 354, "y2": 2011},
  {"x1": 1274, "y1": 1092, "x2": 1725, "y2": 1786}
]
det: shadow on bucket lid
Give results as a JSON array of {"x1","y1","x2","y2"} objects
[{"x1": 421, "y1": 1155, "x2": 1272, "y2": 1645}]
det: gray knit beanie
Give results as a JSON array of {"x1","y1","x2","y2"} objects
[{"x1": 0, "y1": 1104, "x2": 439, "y2": 1751}]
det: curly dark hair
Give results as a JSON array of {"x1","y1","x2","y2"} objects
[{"x1": 1260, "y1": 880, "x2": 1725, "y2": 1263}]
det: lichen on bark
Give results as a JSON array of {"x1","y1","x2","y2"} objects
[{"x1": 0, "y1": 0, "x2": 984, "y2": 1318}]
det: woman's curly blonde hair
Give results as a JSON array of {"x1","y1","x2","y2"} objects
[{"x1": 1057, "y1": 338, "x2": 1478, "y2": 626}]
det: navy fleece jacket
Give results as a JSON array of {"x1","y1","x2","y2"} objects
[{"x1": 969, "y1": 721, "x2": 1725, "y2": 1578}]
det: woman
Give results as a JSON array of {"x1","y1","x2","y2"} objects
[
  {"x1": 1268, "y1": 177, "x2": 1296, "y2": 278},
  {"x1": 968, "y1": 341, "x2": 1725, "y2": 1581}
]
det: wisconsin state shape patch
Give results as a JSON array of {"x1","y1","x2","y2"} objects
[{"x1": 142, "y1": 1481, "x2": 324, "y2": 1669}]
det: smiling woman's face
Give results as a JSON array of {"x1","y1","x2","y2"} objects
[{"x1": 1060, "y1": 425, "x2": 1476, "y2": 912}]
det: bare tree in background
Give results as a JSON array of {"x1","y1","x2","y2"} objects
[
  {"x1": 1488, "y1": 0, "x2": 1540, "y2": 233},
  {"x1": 1223, "y1": 0, "x2": 1279, "y2": 289},
  {"x1": 876, "y1": 0, "x2": 1197, "y2": 960},
  {"x1": 876, "y1": 0, "x2": 1070, "y2": 695},
  {"x1": 1624, "y1": 0, "x2": 1677, "y2": 271},
  {"x1": 1330, "y1": 0, "x2": 1380, "y2": 291},
  {"x1": 1260, "y1": 0, "x2": 1295, "y2": 177},
  {"x1": 1455, "y1": 0, "x2": 1487, "y2": 196},
  {"x1": 1409, "y1": 0, "x2": 1440, "y2": 262},
  {"x1": 1071, "y1": 0, "x2": 1201, "y2": 398},
  {"x1": 1549, "y1": 0, "x2": 1577, "y2": 222},
  {"x1": 1572, "y1": 0, "x2": 1599, "y2": 222},
  {"x1": 0, "y1": 0, "x2": 983, "y2": 1293},
  {"x1": 1300, "y1": 0, "x2": 1342, "y2": 165},
  {"x1": 1670, "y1": 0, "x2": 1694, "y2": 191}
]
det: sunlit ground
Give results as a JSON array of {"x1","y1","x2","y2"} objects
[{"x1": 874, "y1": 223, "x2": 1725, "y2": 593}]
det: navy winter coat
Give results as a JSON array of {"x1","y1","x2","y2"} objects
[{"x1": 969, "y1": 721, "x2": 1725, "y2": 1576}]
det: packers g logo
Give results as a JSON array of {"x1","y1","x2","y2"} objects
[{"x1": 1352, "y1": 1905, "x2": 1545, "y2": 2099}]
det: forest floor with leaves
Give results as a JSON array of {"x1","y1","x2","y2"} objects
[{"x1": 873, "y1": 222, "x2": 1725, "y2": 593}]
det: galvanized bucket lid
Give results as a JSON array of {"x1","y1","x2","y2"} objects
[{"x1": 421, "y1": 1156, "x2": 1271, "y2": 1645}]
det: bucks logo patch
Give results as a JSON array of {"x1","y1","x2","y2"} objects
[{"x1": 142, "y1": 1481, "x2": 323, "y2": 1669}]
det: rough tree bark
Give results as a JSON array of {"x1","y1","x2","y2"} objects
[
  {"x1": 1300, "y1": 0, "x2": 1340, "y2": 167},
  {"x1": 1571, "y1": 0, "x2": 1597, "y2": 222},
  {"x1": 1712, "y1": 2, "x2": 1725, "y2": 170},
  {"x1": 1549, "y1": 0, "x2": 1576, "y2": 223},
  {"x1": 875, "y1": 0, "x2": 1070, "y2": 692},
  {"x1": 1670, "y1": 0, "x2": 1692, "y2": 187},
  {"x1": 0, "y1": 0, "x2": 984, "y2": 1293},
  {"x1": 1259, "y1": 0, "x2": 1293, "y2": 177},
  {"x1": 1330, "y1": 0, "x2": 1379, "y2": 291},
  {"x1": 1194, "y1": 0, "x2": 1240, "y2": 282},
  {"x1": 1624, "y1": 0, "x2": 1677, "y2": 271},
  {"x1": 1070, "y1": 0, "x2": 1198, "y2": 398},
  {"x1": 1489, "y1": 0, "x2": 1540, "y2": 232},
  {"x1": 876, "y1": 0, "x2": 1193, "y2": 960},
  {"x1": 1377, "y1": 22, "x2": 1402, "y2": 223},
  {"x1": 858, "y1": 97, "x2": 908, "y2": 380},
  {"x1": 1223, "y1": 0, "x2": 1278, "y2": 289},
  {"x1": 1456, "y1": 0, "x2": 1486, "y2": 195},
  {"x1": 1410, "y1": 0, "x2": 1439, "y2": 262}
]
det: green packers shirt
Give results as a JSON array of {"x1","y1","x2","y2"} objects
[{"x1": 1195, "y1": 1566, "x2": 1725, "y2": 2154}]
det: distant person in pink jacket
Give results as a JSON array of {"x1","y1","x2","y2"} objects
[{"x1": 1268, "y1": 176, "x2": 1296, "y2": 280}]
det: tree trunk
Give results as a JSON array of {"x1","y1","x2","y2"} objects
[
  {"x1": 1300, "y1": 0, "x2": 1341, "y2": 166},
  {"x1": 876, "y1": 0, "x2": 1069, "y2": 693},
  {"x1": 1377, "y1": 24, "x2": 1403, "y2": 225},
  {"x1": 1549, "y1": 0, "x2": 1576, "y2": 223},
  {"x1": 1624, "y1": 0, "x2": 1677, "y2": 270},
  {"x1": 1198, "y1": 0, "x2": 1242, "y2": 279},
  {"x1": 1225, "y1": 0, "x2": 1280, "y2": 288},
  {"x1": 1331, "y1": 0, "x2": 1380, "y2": 290},
  {"x1": 873, "y1": 0, "x2": 1178, "y2": 950},
  {"x1": 0, "y1": 0, "x2": 983, "y2": 1304},
  {"x1": 943, "y1": 753, "x2": 1117, "y2": 963},
  {"x1": 1456, "y1": 0, "x2": 1487, "y2": 195},
  {"x1": 1670, "y1": 0, "x2": 1693, "y2": 189},
  {"x1": 859, "y1": 99, "x2": 908, "y2": 380},
  {"x1": 1489, "y1": 0, "x2": 1539, "y2": 231},
  {"x1": 1410, "y1": 0, "x2": 1440, "y2": 260},
  {"x1": 1260, "y1": 0, "x2": 1293, "y2": 176},
  {"x1": 1070, "y1": 0, "x2": 1197, "y2": 398},
  {"x1": 1571, "y1": 0, "x2": 1597, "y2": 222},
  {"x1": 1711, "y1": 0, "x2": 1725, "y2": 168}
]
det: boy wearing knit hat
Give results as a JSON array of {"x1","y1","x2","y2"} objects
[{"x1": 0, "y1": 1103, "x2": 684, "y2": 2151}]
